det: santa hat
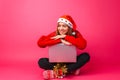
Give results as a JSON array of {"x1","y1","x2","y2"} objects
[{"x1": 57, "y1": 15, "x2": 77, "y2": 31}]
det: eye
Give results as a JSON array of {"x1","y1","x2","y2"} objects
[
  {"x1": 57, "y1": 25, "x2": 60, "y2": 27},
  {"x1": 63, "y1": 25, "x2": 65, "y2": 27},
  {"x1": 63, "y1": 25, "x2": 68, "y2": 28}
]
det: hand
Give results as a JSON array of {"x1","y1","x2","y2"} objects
[
  {"x1": 51, "y1": 35, "x2": 66, "y2": 40},
  {"x1": 61, "y1": 39, "x2": 72, "y2": 46}
]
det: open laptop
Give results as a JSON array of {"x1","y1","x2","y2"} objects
[{"x1": 48, "y1": 43, "x2": 77, "y2": 63}]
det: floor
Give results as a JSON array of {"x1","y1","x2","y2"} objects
[{"x1": 0, "y1": 61, "x2": 120, "y2": 80}]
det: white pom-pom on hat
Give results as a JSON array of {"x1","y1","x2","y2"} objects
[{"x1": 72, "y1": 32, "x2": 76, "y2": 35}]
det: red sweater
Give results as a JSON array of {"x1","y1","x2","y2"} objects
[{"x1": 37, "y1": 30, "x2": 87, "y2": 50}]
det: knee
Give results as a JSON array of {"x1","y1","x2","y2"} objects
[
  {"x1": 38, "y1": 58, "x2": 43, "y2": 67},
  {"x1": 38, "y1": 58, "x2": 48, "y2": 67},
  {"x1": 83, "y1": 52, "x2": 90, "y2": 62},
  {"x1": 79, "y1": 52, "x2": 90, "y2": 62}
]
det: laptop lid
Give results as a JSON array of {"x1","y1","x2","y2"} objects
[{"x1": 48, "y1": 43, "x2": 77, "y2": 63}]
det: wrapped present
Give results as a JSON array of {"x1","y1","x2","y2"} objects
[
  {"x1": 53, "y1": 63, "x2": 68, "y2": 78},
  {"x1": 43, "y1": 63, "x2": 68, "y2": 79},
  {"x1": 43, "y1": 70, "x2": 55, "y2": 79}
]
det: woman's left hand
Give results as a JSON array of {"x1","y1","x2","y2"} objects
[{"x1": 51, "y1": 35, "x2": 66, "y2": 40}]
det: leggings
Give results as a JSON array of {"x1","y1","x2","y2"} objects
[{"x1": 38, "y1": 52, "x2": 90, "y2": 73}]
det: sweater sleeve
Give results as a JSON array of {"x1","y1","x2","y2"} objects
[
  {"x1": 64, "y1": 31, "x2": 87, "y2": 50},
  {"x1": 37, "y1": 32, "x2": 61, "y2": 48}
]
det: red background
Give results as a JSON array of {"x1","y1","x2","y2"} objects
[{"x1": 0, "y1": 0, "x2": 120, "y2": 80}]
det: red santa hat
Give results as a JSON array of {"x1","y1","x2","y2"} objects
[{"x1": 57, "y1": 15, "x2": 77, "y2": 31}]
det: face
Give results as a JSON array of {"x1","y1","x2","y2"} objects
[{"x1": 57, "y1": 22, "x2": 69, "y2": 35}]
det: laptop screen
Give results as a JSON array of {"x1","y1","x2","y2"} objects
[{"x1": 48, "y1": 43, "x2": 77, "y2": 63}]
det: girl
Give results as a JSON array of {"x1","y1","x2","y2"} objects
[{"x1": 37, "y1": 15, "x2": 90, "y2": 79}]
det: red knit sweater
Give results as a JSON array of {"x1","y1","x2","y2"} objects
[{"x1": 37, "y1": 30, "x2": 87, "y2": 50}]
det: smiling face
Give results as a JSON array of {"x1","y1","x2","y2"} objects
[{"x1": 57, "y1": 22, "x2": 69, "y2": 35}]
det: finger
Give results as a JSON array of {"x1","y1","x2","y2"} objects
[
  {"x1": 51, "y1": 36, "x2": 56, "y2": 39},
  {"x1": 51, "y1": 37, "x2": 58, "y2": 40}
]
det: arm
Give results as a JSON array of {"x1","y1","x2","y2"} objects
[
  {"x1": 51, "y1": 34, "x2": 72, "y2": 46},
  {"x1": 64, "y1": 31, "x2": 87, "y2": 50},
  {"x1": 37, "y1": 32, "x2": 61, "y2": 48}
]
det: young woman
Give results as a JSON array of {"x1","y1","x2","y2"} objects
[{"x1": 37, "y1": 15, "x2": 90, "y2": 79}]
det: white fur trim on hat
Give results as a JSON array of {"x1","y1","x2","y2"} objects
[{"x1": 57, "y1": 18, "x2": 73, "y2": 28}]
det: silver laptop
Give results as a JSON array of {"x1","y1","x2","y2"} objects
[{"x1": 48, "y1": 43, "x2": 77, "y2": 63}]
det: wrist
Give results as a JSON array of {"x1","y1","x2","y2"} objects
[{"x1": 61, "y1": 35, "x2": 66, "y2": 39}]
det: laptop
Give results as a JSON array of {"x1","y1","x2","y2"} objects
[{"x1": 48, "y1": 43, "x2": 77, "y2": 63}]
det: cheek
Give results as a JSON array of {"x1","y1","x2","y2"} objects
[
  {"x1": 65, "y1": 28, "x2": 69, "y2": 32},
  {"x1": 57, "y1": 27, "x2": 60, "y2": 31}
]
